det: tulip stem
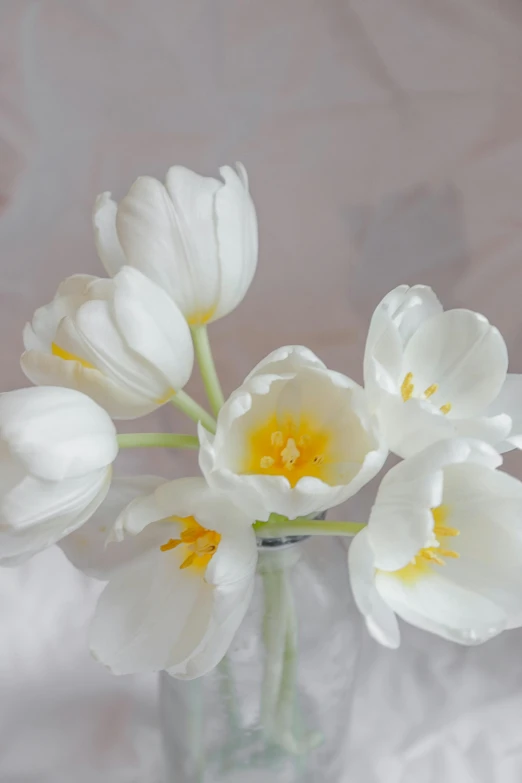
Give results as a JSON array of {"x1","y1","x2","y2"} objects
[
  {"x1": 117, "y1": 433, "x2": 199, "y2": 450},
  {"x1": 170, "y1": 389, "x2": 217, "y2": 433},
  {"x1": 254, "y1": 520, "x2": 365, "y2": 538},
  {"x1": 191, "y1": 325, "x2": 225, "y2": 416}
]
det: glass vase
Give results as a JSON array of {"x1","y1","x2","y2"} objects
[{"x1": 160, "y1": 533, "x2": 361, "y2": 783}]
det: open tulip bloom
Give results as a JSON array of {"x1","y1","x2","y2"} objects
[{"x1": 4, "y1": 159, "x2": 522, "y2": 754}]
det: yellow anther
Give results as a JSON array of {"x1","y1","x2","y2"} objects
[
  {"x1": 401, "y1": 372, "x2": 414, "y2": 402},
  {"x1": 160, "y1": 538, "x2": 182, "y2": 552},
  {"x1": 434, "y1": 525, "x2": 459, "y2": 538},
  {"x1": 271, "y1": 431, "x2": 284, "y2": 448},
  {"x1": 423, "y1": 383, "x2": 438, "y2": 399},
  {"x1": 161, "y1": 516, "x2": 221, "y2": 572},
  {"x1": 260, "y1": 455, "x2": 275, "y2": 469},
  {"x1": 438, "y1": 548, "x2": 459, "y2": 559},
  {"x1": 422, "y1": 550, "x2": 445, "y2": 566},
  {"x1": 440, "y1": 403, "x2": 452, "y2": 415}
]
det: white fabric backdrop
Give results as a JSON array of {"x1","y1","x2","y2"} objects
[{"x1": 1, "y1": 1, "x2": 522, "y2": 780}]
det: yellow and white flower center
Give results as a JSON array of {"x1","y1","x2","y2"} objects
[
  {"x1": 394, "y1": 505, "x2": 460, "y2": 583},
  {"x1": 160, "y1": 515, "x2": 221, "y2": 571},
  {"x1": 401, "y1": 372, "x2": 452, "y2": 415},
  {"x1": 241, "y1": 413, "x2": 331, "y2": 488}
]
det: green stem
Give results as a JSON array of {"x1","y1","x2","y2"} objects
[
  {"x1": 117, "y1": 433, "x2": 199, "y2": 449},
  {"x1": 191, "y1": 325, "x2": 225, "y2": 416},
  {"x1": 170, "y1": 389, "x2": 217, "y2": 433},
  {"x1": 253, "y1": 519, "x2": 365, "y2": 538},
  {"x1": 260, "y1": 566, "x2": 287, "y2": 741}
]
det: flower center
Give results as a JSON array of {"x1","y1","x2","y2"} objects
[
  {"x1": 400, "y1": 372, "x2": 452, "y2": 415},
  {"x1": 241, "y1": 412, "x2": 331, "y2": 488},
  {"x1": 160, "y1": 515, "x2": 221, "y2": 571},
  {"x1": 394, "y1": 505, "x2": 460, "y2": 583}
]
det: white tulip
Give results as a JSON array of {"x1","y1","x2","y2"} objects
[
  {"x1": 89, "y1": 477, "x2": 257, "y2": 679},
  {"x1": 21, "y1": 267, "x2": 194, "y2": 419},
  {"x1": 93, "y1": 163, "x2": 258, "y2": 325},
  {"x1": 199, "y1": 346, "x2": 388, "y2": 522},
  {"x1": 363, "y1": 285, "x2": 522, "y2": 458},
  {"x1": 349, "y1": 438, "x2": 522, "y2": 647},
  {"x1": 363, "y1": 286, "x2": 504, "y2": 456},
  {"x1": 0, "y1": 386, "x2": 118, "y2": 565}
]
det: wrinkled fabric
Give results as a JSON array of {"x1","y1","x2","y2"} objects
[{"x1": 2, "y1": 1, "x2": 522, "y2": 781}]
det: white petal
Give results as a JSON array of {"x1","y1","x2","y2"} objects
[
  {"x1": 59, "y1": 475, "x2": 165, "y2": 578},
  {"x1": 0, "y1": 468, "x2": 111, "y2": 565},
  {"x1": 403, "y1": 309, "x2": 508, "y2": 417},
  {"x1": 164, "y1": 165, "x2": 222, "y2": 321},
  {"x1": 376, "y1": 569, "x2": 508, "y2": 642},
  {"x1": 364, "y1": 285, "x2": 442, "y2": 403},
  {"x1": 90, "y1": 546, "x2": 213, "y2": 674},
  {"x1": 93, "y1": 192, "x2": 127, "y2": 276},
  {"x1": 211, "y1": 164, "x2": 258, "y2": 321},
  {"x1": 22, "y1": 275, "x2": 95, "y2": 352},
  {"x1": 368, "y1": 471, "x2": 443, "y2": 571},
  {"x1": 441, "y1": 464, "x2": 522, "y2": 617},
  {"x1": 348, "y1": 530, "x2": 400, "y2": 648},
  {"x1": 376, "y1": 392, "x2": 456, "y2": 458},
  {"x1": 21, "y1": 350, "x2": 158, "y2": 419},
  {"x1": 453, "y1": 413, "x2": 512, "y2": 448},
  {"x1": 486, "y1": 373, "x2": 522, "y2": 452},
  {"x1": 74, "y1": 299, "x2": 166, "y2": 400},
  {"x1": 0, "y1": 387, "x2": 118, "y2": 480},
  {"x1": 111, "y1": 267, "x2": 194, "y2": 390},
  {"x1": 168, "y1": 576, "x2": 255, "y2": 679},
  {"x1": 244, "y1": 345, "x2": 326, "y2": 383},
  {"x1": 117, "y1": 173, "x2": 220, "y2": 321}
]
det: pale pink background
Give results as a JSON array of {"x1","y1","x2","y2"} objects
[{"x1": 2, "y1": 1, "x2": 522, "y2": 781}]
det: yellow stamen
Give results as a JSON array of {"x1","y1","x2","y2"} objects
[
  {"x1": 160, "y1": 515, "x2": 221, "y2": 572},
  {"x1": 240, "y1": 412, "x2": 334, "y2": 487},
  {"x1": 440, "y1": 403, "x2": 452, "y2": 415},
  {"x1": 421, "y1": 550, "x2": 445, "y2": 566},
  {"x1": 392, "y1": 504, "x2": 460, "y2": 583},
  {"x1": 51, "y1": 342, "x2": 94, "y2": 369},
  {"x1": 401, "y1": 372, "x2": 414, "y2": 402},
  {"x1": 423, "y1": 383, "x2": 438, "y2": 399},
  {"x1": 180, "y1": 552, "x2": 197, "y2": 570},
  {"x1": 434, "y1": 525, "x2": 459, "y2": 538},
  {"x1": 160, "y1": 538, "x2": 182, "y2": 552},
  {"x1": 281, "y1": 438, "x2": 300, "y2": 469}
]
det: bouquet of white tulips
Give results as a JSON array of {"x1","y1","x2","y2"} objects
[{"x1": 5, "y1": 160, "x2": 522, "y2": 695}]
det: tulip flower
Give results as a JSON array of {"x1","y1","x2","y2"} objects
[
  {"x1": 199, "y1": 346, "x2": 387, "y2": 521},
  {"x1": 93, "y1": 163, "x2": 258, "y2": 326},
  {"x1": 89, "y1": 477, "x2": 257, "y2": 679},
  {"x1": 21, "y1": 267, "x2": 194, "y2": 419},
  {"x1": 349, "y1": 438, "x2": 522, "y2": 647},
  {"x1": 363, "y1": 284, "x2": 521, "y2": 458},
  {"x1": 0, "y1": 386, "x2": 118, "y2": 565}
]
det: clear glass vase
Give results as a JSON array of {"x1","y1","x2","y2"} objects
[{"x1": 160, "y1": 533, "x2": 361, "y2": 783}]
